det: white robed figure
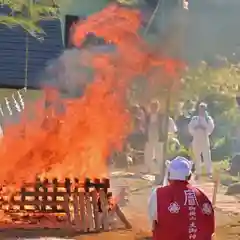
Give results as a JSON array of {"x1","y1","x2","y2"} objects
[
  {"x1": 144, "y1": 101, "x2": 177, "y2": 174},
  {"x1": 188, "y1": 103, "x2": 214, "y2": 179}
]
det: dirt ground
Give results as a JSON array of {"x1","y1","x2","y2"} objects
[
  {"x1": 0, "y1": 170, "x2": 239, "y2": 239},
  {"x1": 79, "y1": 171, "x2": 240, "y2": 240}
]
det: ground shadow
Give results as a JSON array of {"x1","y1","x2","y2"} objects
[
  {"x1": 0, "y1": 228, "x2": 99, "y2": 238},
  {"x1": 0, "y1": 227, "x2": 130, "y2": 238}
]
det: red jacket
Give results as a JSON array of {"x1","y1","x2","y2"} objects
[{"x1": 153, "y1": 181, "x2": 215, "y2": 240}]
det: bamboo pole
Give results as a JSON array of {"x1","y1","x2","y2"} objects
[
  {"x1": 143, "y1": 0, "x2": 163, "y2": 36},
  {"x1": 113, "y1": 204, "x2": 132, "y2": 229},
  {"x1": 212, "y1": 172, "x2": 220, "y2": 208},
  {"x1": 159, "y1": 91, "x2": 171, "y2": 185}
]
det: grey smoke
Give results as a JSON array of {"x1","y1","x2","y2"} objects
[
  {"x1": 44, "y1": 44, "x2": 116, "y2": 98},
  {"x1": 185, "y1": 0, "x2": 240, "y2": 64},
  {"x1": 141, "y1": 0, "x2": 240, "y2": 65}
]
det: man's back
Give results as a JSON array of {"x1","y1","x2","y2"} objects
[{"x1": 153, "y1": 181, "x2": 214, "y2": 240}]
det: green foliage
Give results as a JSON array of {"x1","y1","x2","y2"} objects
[
  {"x1": 0, "y1": 15, "x2": 44, "y2": 34},
  {"x1": 180, "y1": 61, "x2": 240, "y2": 160},
  {"x1": 211, "y1": 136, "x2": 231, "y2": 161},
  {"x1": 182, "y1": 61, "x2": 240, "y2": 102},
  {"x1": 0, "y1": 0, "x2": 59, "y2": 36},
  {"x1": 167, "y1": 142, "x2": 190, "y2": 160},
  {"x1": 205, "y1": 94, "x2": 240, "y2": 140}
]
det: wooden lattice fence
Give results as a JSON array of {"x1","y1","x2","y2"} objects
[{"x1": 0, "y1": 177, "x2": 131, "y2": 232}]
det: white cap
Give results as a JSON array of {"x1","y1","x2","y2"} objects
[{"x1": 168, "y1": 156, "x2": 192, "y2": 181}]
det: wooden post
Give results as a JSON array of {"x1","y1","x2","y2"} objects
[
  {"x1": 99, "y1": 189, "x2": 109, "y2": 231},
  {"x1": 34, "y1": 177, "x2": 41, "y2": 211},
  {"x1": 94, "y1": 178, "x2": 101, "y2": 192},
  {"x1": 52, "y1": 178, "x2": 58, "y2": 212},
  {"x1": 20, "y1": 187, "x2": 26, "y2": 211},
  {"x1": 212, "y1": 173, "x2": 220, "y2": 208},
  {"x1": 79, "y1": 191, "x2": 87, "y2": 232},
  {"x1": 63, "y1": 193, "x2": 71, "y2": 224},
  {"x1": 64, "y1": 178, "x2": 71, "y2": 224},
  {"x1": 73, "y1": 178, "x2": 81, "y2": 229},
  {"x1": 42, "y1": 178, "x2": 48, "y2": 212},
  {"x1": 91, "y1": 190, "x2": 100, "y2": 231},
  {"x1": 103, "y1": 178, "x2": 110, "y2": 194},
  {"x1": 65, "y1": 178, "x2": 71, "y2": 195},
  {"x1": 114, "y1": 204, "x2": 132, "y2": 229},
  {"x1": 84, "y1": 178, "x2": 93, "y2": 231},
  {"x1": 85, "y1": 192, "x2": 94, "y2": 231}
]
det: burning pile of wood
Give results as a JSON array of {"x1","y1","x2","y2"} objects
[{"x1": 0, "y1": 178, "x2": 131, "y2": 232}]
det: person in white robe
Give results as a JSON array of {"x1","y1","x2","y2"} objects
[
  {"x1": 144, "y1": 100, "x2": 177, "y2": 174},
  {"x1": 188, "y1": 102, "x2": 214, "y2": 179}
]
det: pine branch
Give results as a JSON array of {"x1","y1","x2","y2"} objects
[{"x1": 0, "y1": 0, "x2": 59, "y2": 38}]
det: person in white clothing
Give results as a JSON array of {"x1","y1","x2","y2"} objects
[
  {"x1": 144, "y1": 100, "x2": 177, "y2": 174},
  {"x1": 188, "y1": 102, "x2": 214, "y2": 179}
]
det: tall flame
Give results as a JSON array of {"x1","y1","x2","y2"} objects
[{"x1": 0, "y1": 4, "x2": 183, "y2": 188}]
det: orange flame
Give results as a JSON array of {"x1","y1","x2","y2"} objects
[{"x1": 0, "y1": 4, "x2": 184, "y2": 188}]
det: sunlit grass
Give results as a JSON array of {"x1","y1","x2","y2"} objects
[{"x1": 0, "y1": 88, "x2": 43, "y2": 102}]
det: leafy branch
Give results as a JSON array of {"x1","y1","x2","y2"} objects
[
  {"x1": 181, "y1": 61, "x2": 240, "y2": 102},
  {"x1": 0, "y1": 0, "x2": 59, "y2": 37}
]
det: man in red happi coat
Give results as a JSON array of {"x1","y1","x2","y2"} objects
[{"x1": 148, "y1": 156, "x2": 215, "y2": 240}]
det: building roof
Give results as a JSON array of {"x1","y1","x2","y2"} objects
[{"x1": 0, "y1": 5, "x2": 63, "y2": 89}]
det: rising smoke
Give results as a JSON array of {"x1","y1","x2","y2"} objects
[
  {"x1": 185, "y1": 0, "x2": 240, "y2": 64},
  {"x1": 4, "y1": 0, "x2": 239, "y2": 130},
  {"x1": 44, "y1": 39, "x2": 116, "y2": 99},
  {"x1": 141, "y1": 0, "x2": 240, "y2": 65}
]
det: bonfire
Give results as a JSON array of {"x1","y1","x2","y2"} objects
[{"x1": 0, "y1": 3, "x2": 184, "y2": 232}]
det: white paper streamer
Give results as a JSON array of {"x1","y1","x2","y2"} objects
[
  {"x1": 5, "y1": 97, "x2": 12, "y2": 116},
  {"x1": 17, "y1": 90, "x2": 25, "y2": 110},
  {"x1": 0, "y1": 105, "x2": 4, "y2": 116},
  {"x1": 0, "y1": 88, "x2": 26, "y2": 123},
  {"x1": 12, "y1": 93, "x2": 21, "y2": 112}
]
